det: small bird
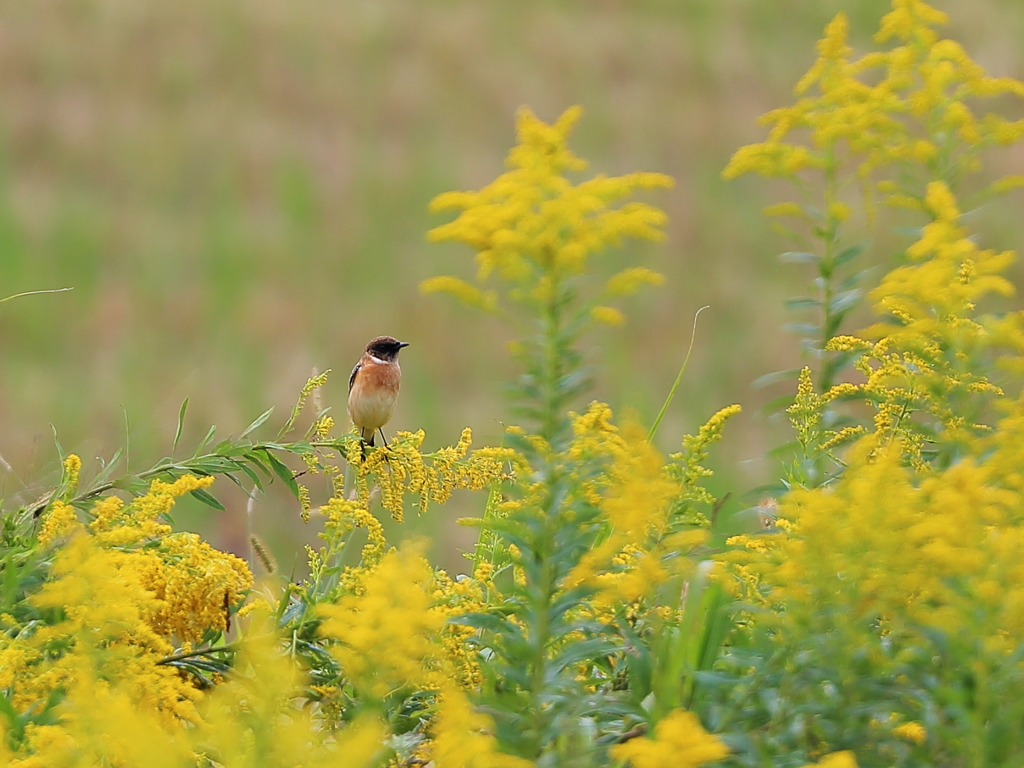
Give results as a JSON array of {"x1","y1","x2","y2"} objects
[{"x1": 347, "y1": 335, "x2": 409, "y2": 448}]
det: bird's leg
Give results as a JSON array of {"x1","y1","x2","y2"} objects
[
  {"x1": 377, "y1": 429, "x2": 393, "y2": 465},
  {"x1": 358, "y1": 428, "x2": 374, "y2": 460}
]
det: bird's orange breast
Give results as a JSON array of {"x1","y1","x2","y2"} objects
[{"x1": 348, "y1": 360, "x2": 401, "y2": 432}]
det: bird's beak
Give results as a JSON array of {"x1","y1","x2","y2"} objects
[{"x1": 398, "y1": 341, "x2": 410, "y2": 348}]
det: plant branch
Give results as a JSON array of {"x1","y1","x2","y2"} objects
[{"x1": 648, "y1": 306, "x2": 709, "y2": 442}]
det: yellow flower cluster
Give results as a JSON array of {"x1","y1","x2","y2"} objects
[
  {"x1": 2, "y1": 537, "x2": 203, "y2": 730},
  {"x1": 892, "y1": 721, "x2": 927, "y2": 744},
  {"x1": 2, "y1": 468, "x2": 257, "y2": 764},
  {"x1": 347, "y1": 428, "x2": 519, "y2": 522},
  {"x1": 4, "y1": 608, "x2": 390, "y2": 768},
  {"x1": 552, "y1": 402, "x2": 739, "y2": 614},
  {"x1": 198, "y1": 622, "x2": 386, "y2": 768},
  {"x1": 799, "y1": 180, "x2": 1024, "y2": 465},
  {"x1": 430, "y1": 569, "x2": 491, "y2": 689},
  {"x1": 423, "y1": 106, "x2": 672, "y2": 317},
  {"x1": 85, "y1": 474, "x2": 252, "y2": 643},
  {"x1": 604, "y1": 266, "x2": 666, "y2": 297},
  {"x1": 4, "y1": 662, "x2": 196, "y2": 768},
  {"x1": 565, "y1": 413, "x2": 683, "y2": 608},
  {"x1": 142, "y1": 531, "x2": 252, "y2": 644},
  {"x1": 801, "y1": 754, "x2": 859, "y2": 768},
  {"x1": 718, "y1": 4, "x2": 1024, "y2": 757},
  {"x1": 420, "y1": 275, "x2": 500, "y2": 314},
  {"x1": 867, "y1": 181, "x2": 1016, "y2": 335},
  {"x1": 429, "y1": 686, "x2": 533, "y2": 768},
  {"x1": 723, "y1": 0, "x2": 1024, "y2": 194},
  {"x1": 608, "y1": 709, "x2": 729, "y2": 768},
  {"x1": 319, "y1": 542, "x2": 445, "y2": 699},
  {"x1": 89, "y1": 474, "x2": 213, "y2": 546},
  {"x1": 786, "y1": 367, "x2": 863, "y2": 458},
  {"x1": 61, "y1": 453, "x2": 81, "y2": 497},
  {"x1": 733, "y1": 416, "x2": 1024, "y2": 650},
  {"x1": 37, "y1": 498, "x2": 79, "y2": 546},
  {"x1": 667, "y1": 404, "x2": 742, "y2": 524},
  {"x1": 318, "y1": 495, "x2": 387, "y2": 570}
]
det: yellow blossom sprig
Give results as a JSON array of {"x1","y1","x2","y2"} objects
[
  {"x1": 661, "y1": 404, "x2": 742, "y2": 528},
  {"x1": 721, "y1": 396, "x2": 1024, "y2": 758},
  {"x1": 197, "y1": 617, "x2": 388, "y2": 768},
  {"x1": 424, "y1": 106, "x2": 673, "y2": 444},
  {"x1": 429, "y1": 686, "x2": 533, "y2": 768},
  {"x1": 2, "y1": 534, "x2": 223, "y2": 741},
  {"x1": 447, "y1": 403, "x2": 648, "y2": 760},
  {"x1": 345, "y1": 427, "x2": 521, "y2": 523},
  {"x1": 724, "y1": 0, "x2": 1024, "y2": 400},
  {"x1": 784, "y1": 367, "x2": 863, "y2": 486},
  {"x1": 446, "y1": 401, "x2": 743, "y2": 761},
  {"x1": 318, "y1": 542, "x2": 445, "y2": 702},
  {"x1": 277, "y1": 369, "x2": 332, "y2": 440},
  {"x1": 724, "y1": 1, "x2": 1024, "y2": 195},
  {"x1": 609, "y1": 709, "x2": 728, "y2": 768},
  {"x1": 565, "y1": 420, "x2": 680, "y2": 609},
  {"x1": 426, "y1": 107, "x2": 672, "y2": 291},
  {"x1": 33, "y1": 474, "x2": 254, "y2": 648},
  {"x1": 811, "y1": 181, "x2": 1024, "y2": 467}
]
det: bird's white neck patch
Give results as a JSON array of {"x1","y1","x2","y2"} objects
[{"x1": 370, "y1": 354, "x2": 387, "y2": 365}]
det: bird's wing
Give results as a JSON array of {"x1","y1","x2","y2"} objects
[{"x1": 348, "y1": 361, "x2": 361, "y2": 393}]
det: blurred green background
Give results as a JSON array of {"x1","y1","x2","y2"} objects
[{"x1": 1, "y1": 0, "x2": 1022, "y2": 572}]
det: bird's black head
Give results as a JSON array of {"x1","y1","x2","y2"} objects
[{"x1": 365, "y1": 335, "x2": 409, "y2": 362}]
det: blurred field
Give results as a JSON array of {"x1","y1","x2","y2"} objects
[{"x1": 1, "y1": 0, "x2": 1022, "y2": 569}]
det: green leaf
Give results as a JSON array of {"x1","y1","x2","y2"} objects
[
  {"x1": 3, "y1": 552, "x2": 17, "y2": 611},
  {"x1": 894, "y1": 225, "x2": 923, "y2": 238},
  {"x1": 450, "y1": 611, "x2": 519, "y2": 637},
  {"x1": 548, "y1": 585, "x2": 597, "y2": 625},
  {"x1": 50, "y1": 426, "x2": 65, "y2": 461},
  {"x1": 833, "y1": 241, "x2": 866, "y2": 268},
  {"x1": 779, "y1": 251, "x2": 819, "y2": 264},
  {"x1": 236, "y1": 461, "x2": 265, "y2": 491},
  {"x1": 91, "y1": 448, "x2": 124, "y2": 489},
  {"x1": 799, "y1": 338, "x2": 825, "y2": 356},
  {"x1": 189, "y1": 487, "x2": 226, "y2": 511},
  {"x1": 240, "y1": 407, "x2": 274, "y2": 439},
  {"x1": 838, "y1": 267, "x2": 874, "y2": 292},
  {"x1": 263, "y1": 451, "x2": 300, "y2": 499},
  {"x1": 828, "y1": 288, "x2": 862, "y2": 315},
  {"x1": 196, "y1": 425, "x2": 218, "y2": 454},
  {"x1": 783, "y1": 322, "x2": 820, "y2": 337},
  {"x1": 172, "y1": 398, "x2": 189, "y2": 456},
  {"x1": 0, "y1": 692, "x2": 23, "y2": 740},
  {"x1": 763, "y1": 394, "x2": 797, "y2": 413},
  {"x1": 188, "y1": 457, "x2": 242, "y2": 475},
  {"x1": 551, "y1": 637, "x2": 620, "y2": 674},
  {"x1": 115, "y1": 476, "x2": 149, "y2": 496},
  {"x1": 752, "y1": 369, "x2": 802, "y2": 389},
  {"x1": 784, "y1": 296, "x2": 821, "y2": 311}
]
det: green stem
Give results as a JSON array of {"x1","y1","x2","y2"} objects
[
  {"x1": 648, "y1": 306, "x2": 709, "y2": 442},
  {"x1": 0, "y1": 287, "x2": 73, "y2": 305},
  {"x1": 527, "y1": 493, "x2": 556, "y2": 756},
  {"x1": 541, "y1": 286, "x2": 563, "y2": 443},
  {"x1": 157, "y1": 640, "x2": 242, "y2": 665},
  {"x1": 818, "y1": 148, "x2": 839, "y2": 394}
]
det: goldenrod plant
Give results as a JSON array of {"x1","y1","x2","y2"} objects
[
  {"x1": 2, "y1": 2, "x2": 1023, "y2": 766},
  {"x1": 0, "y1": 106, "x2": 735, "y2": 767},
  {"x1": 423, "y1": 106, "x2": 672, "y2": 446},
  {"x1": 728, "y1": 0, "x2": 1024, "y2": 486},
  {"x1": 714, "y1": 0, "x2": 1024, "y2": 764}
]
